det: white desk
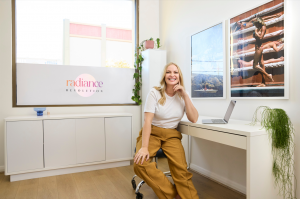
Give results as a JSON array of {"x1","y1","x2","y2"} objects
[{"x1": 178, "y1": 116, "x2": 285, "y2": 199}]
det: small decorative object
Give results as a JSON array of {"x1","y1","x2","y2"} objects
[
  {"x1": 251, "y1": 106, "x2": 295, "y2": 199},
  {"x1": 47, "y1": 111, "x2": 50, "y2": 115},
  {"x1": 145, "y1": 37, "x2": 154, "y2": 49},
  {"x1": 34, "y1": 108, "x2": 46, "y2": 116}
]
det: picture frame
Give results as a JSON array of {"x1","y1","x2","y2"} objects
[
  {"x1": 190, "y1": 21, "x2": 226, "y2": 99},
  {"x1": 228, "y1": 0, "x2": 288, "y2": 99}
]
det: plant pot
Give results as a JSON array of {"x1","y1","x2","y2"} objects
[{"x1": 145, "y1": 40, "x2": 154, "y2": 49}]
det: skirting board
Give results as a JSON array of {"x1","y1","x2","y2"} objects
[
  {"x1": 190, "y1": 163, "x2": 246, "y2": 195},
  {"x1": 10, "y1": 160, "x2": 130, "y2": 182},
  {"x1": 0, "y1": 165, "x2": 4, "y2": 172}
]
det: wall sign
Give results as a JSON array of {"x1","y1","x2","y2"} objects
[{"x1": 17, "y1": 63, "x2": 135, "y2": 105}]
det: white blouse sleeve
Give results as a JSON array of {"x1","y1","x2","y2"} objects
[{"x1": 144, "y1": 89, "x2": 157, "y2": 113}]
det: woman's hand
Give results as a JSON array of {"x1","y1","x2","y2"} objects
[
  {"x1": 173, "y1": 81, "x2": 186, "y2": 97},
  {"x1": 134, "y1": 147, "x2": 149, "y2": 165}
]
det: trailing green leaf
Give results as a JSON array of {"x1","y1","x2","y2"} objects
[
  {"x1": 132, "y1": 37, "x2": 161, "y2": 105},
  {"x1": 251, "y1": 106, "x2": 296, "y2": 199}
]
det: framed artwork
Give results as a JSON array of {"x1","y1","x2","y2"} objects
[
  {"x1": 229, "y1": 0, "x2": 288, "y2": 98},
  {"x1": 191, "y1": 21, "x2": 226, "y2": 99}
]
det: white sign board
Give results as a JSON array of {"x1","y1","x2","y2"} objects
[{"x1": 17, "y1": 63, "x2": 136, "y2": 105}]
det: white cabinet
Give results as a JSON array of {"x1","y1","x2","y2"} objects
[
  {"x1": 105, "y1": 117, "x2": 132, "y2": 160},
  {"x1": 141, "y1": 49, "x2": 167, "y2": 124},
  {"x1": 5, "y1": 113, "x2": 132, "y2": 181},
  {"x1": 44, "y1": 119, "x2": 77, "y2": 168},
  {"x1": 75, "y1": 118, "x2": 105, "y2": 164},
  {"x1": 6, "y1": 121, "x2": 43, "y2": 173}
]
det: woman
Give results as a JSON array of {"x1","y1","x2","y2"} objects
[
  {"x1": 238, "y1": 56, "x2": 284, "y2": 68},
  {"x1": 252, "y1": 17, "x2": 274, "y2": 84},
  {"x1": 232, "y1": 13, "x2": 282, "y2": 32},
  {"x1": 134, "y1": 62, "x2": 199, "y2": 199},
  {"x1": 235, "y1": 38, "x2": 284, "y2": 55}
]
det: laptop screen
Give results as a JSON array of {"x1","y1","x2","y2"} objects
[{"x1": 223, "y1": 100, "x2": 236, "y2": 122}]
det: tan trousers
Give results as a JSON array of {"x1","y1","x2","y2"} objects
[{"x1": 134, "y1": 125, "x2": 199, "y2": 199}]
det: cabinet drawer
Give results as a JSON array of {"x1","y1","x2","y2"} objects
[{"x1": 189, "y1": 126, "x2": 246, "y2": 150}]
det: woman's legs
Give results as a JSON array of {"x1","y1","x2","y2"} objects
[
  {"x1": 161, "y1": 130, "x2": 199, "y2": 199},
  {"x1": 253, "y1": 49, "x2": 274, "y2": 82},
  {"x1": 133, "y1": 128, "x2": 177, "y2": 199}
]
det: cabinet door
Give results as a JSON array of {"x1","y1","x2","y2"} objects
[
  {"x1": 6, "y1": 121, "x2": 44, "y2": 173},
  {"x1": 44, "y1": 119, "x2": 76, "y2": 168},
  {"x1": 76, "y1": 118, "x2": 105, "y2": 164},
  {"x1": 105, "y1": 117, "x2": 131, "y2": 160}
]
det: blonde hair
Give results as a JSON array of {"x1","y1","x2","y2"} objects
[
  {"x1": 253, "y1": 17, "x2": 266, "y2": 27},
  {"x1": 277, "y1": 38, "x2": 284, "y2": 43},
  {"x1": 154, "y1": 62, "x2": 185, "y2": 105}
]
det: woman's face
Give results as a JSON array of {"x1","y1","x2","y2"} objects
[{"x1": 165, "y1": 64, "x2": 180, "y2": 86}]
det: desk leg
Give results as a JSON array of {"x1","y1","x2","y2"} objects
[{"x1": 247, "y1": 134, "x2": 282, "y2": 199}]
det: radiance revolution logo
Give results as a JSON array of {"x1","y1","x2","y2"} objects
[{"x1": 66, "y1": 74, "x2": 103, "y2": 97}]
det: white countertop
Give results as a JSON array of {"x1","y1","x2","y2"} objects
[
  {"x1": 180, "y1": 115, "x2": 266, "y2": 137},
  {"x1": 5, "y1": 113, "x2": 132, "y2": 121}
]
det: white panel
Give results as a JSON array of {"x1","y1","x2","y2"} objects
[
  {"x1": 6, "y1": 121, "x2": 43, "y2": 173},
  {"x1": 16, "y1": 63, "x2": 135, "y2": 105},
  {"x1": 70, "y1": 37, "x2": 101, "y2": 67},
  {"x1": 44, "y1": 119, "x2": 77, "y2": 168},
  {"x1": 189, "y1": 126, "x2": 247, "y2": 150},
  {"x1": 105, "y1": 117, "x2": 131, "y2": 160},
  {"x1": 76, "y1": 118, "x2": 105, "y2": 164}
]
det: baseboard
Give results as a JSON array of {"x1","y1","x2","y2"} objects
[
  {"x1": 190, "y1": 163, "x2": 246, "y2": 195},
  {"x1": 10, "y1": 160, "x2": 130, "y2": 182},
  {"x1": 0, "y1": 165, "x2": 4, "y2": 172}
]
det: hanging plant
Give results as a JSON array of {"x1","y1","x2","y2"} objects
[
  {"x1": 251, "y1": 106, "x2": 296, "y2": 199},
  {"x1": 131, "y1": 38, "x2": 161, "y2": 105}
]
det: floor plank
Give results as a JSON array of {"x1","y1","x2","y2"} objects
[
  {"x1": 15, "y1": 178, "x2": 39, "y2": 199},
  {"x1": 72, "y1": 171, "x2": 103, "y2": 199},
  {"x1": 0, "y1": 173, "x2": 21, "y2": 199},
  {"x1": 96, "y1": 167, "x2": 136, "y2": 199},
  {"x1": 90, "y1": 170, "x2": 124, "y2": 199},
  {"x1": 56, "y1": 174, "x2": 80, "y2": 199},
  {"x1": 37, "y1": 176, "x2": 58, "y2": 199}
]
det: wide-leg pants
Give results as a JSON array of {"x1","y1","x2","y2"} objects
[{"x1": 133, "y1": 125, "x2": 199, "y2": 199}]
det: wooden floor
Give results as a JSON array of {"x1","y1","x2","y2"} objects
[{"x1": 0, "y1": 158, "x2": 246, "y2": 199}]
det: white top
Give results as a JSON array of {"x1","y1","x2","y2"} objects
[{"x1": 144, "y1": 88, "x2": 193, "y2": 129}]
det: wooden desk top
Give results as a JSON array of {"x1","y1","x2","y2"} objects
[{"x1": 180, "y1": 115, "x2": 266, "y2": 137}]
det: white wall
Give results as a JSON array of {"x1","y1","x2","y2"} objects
[
  {"x1": 0, "y1": 0, "x2": 159, "y2": 171},
  {"x1": 160, "y1": 0, "x2": 300, "y2": 195}
]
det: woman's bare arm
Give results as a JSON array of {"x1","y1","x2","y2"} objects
[
  {"x1": 255, "y1": 26, "x2": 266, "y2": 40},
  {"x1": 183, "y1": 93, "x2": 198, "y2": 123}
]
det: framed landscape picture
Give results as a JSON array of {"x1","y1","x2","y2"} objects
[
  {"x1": 191, "y1": 21, "x2": 226, "y2": 99},
  {"x1": 229, "y1": 0, "x2": 288, "y2": 98}
]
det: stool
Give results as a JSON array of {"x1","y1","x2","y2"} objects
[{"x1": 132, "y1": 148, "x2": 172, "y2": 199}]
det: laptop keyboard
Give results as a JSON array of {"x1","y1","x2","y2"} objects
[{"x1": 211, "y1": 119, "x2": 226, "y2": 123}]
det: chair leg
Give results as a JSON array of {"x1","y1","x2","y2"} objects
[
  {"x1": 131, "y1": 175, "x2": 137, "y2": 190},
  {"x1": 135, "y1": 180, "x2": 145, "y2": 194}
]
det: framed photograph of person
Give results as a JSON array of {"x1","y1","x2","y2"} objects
[
  {"x1": 191, "y1": 21, "x2": 226, "y2": 99},
  {"x1": 229, "y1": 0, "x2": 288, "y2": 99}
]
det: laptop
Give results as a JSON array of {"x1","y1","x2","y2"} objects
[{"x1": 202, "y1": 100, "x2": 236, "y2": 124}]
